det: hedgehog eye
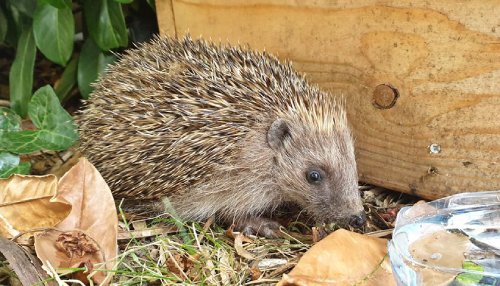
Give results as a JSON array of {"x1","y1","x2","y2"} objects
[{"x1": 307, "y1": 170, "x2": 322, "y2": 184}]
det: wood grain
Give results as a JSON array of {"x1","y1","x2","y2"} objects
[
  {"x1": 155, "y1": 0, "x2": 500, "y2": 199},
  {"x1": 155, "y1": 0, "x2": 176, "y2": 36}
]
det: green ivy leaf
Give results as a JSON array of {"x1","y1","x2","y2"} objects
[
  {"x1": 7, "y1": 0, "x2": 37, "y2": 18},
  {"x1": 40, "y1": 0, "x2": 72, "y2": 9},
  {"x1": 2, "y1": 130, "x2": 50, "y2": 153},
  {"x1": 9, "y1": 26, "x2": 36, "y2": 118},
  {"x1": 0, "y1": 107, "x2": 22, "y2": 139},
  {"x1": 0, "y1": 151, "x2": 30, "y2": 178},
  {"x1": 0, "y1": 6, "x2": 7, "y2": 44},
  {"x1": 113, "y1": 0, "x2": 133, "y2": 3},
  {"x1": 28, "y1": 85, "x2": 79, "y2": 146},
  {"x1": 78, "y1": 37, "x2": 116, "y2": 99},
  {"x1": 55, "y1": 55, "x2": 79, "y2": 102},
  {"x1": 34, "y1": 2, "x2": 74, "y2": 66},
  {"x1": 29, "y1": 86, "x2": 73, "y2": 129},
  {"x1": 84, "y1": 0, "x2": 128, "y2": 51},
  {"x1": 2, "y1": 86, "x2": 79, "y2": 154}
]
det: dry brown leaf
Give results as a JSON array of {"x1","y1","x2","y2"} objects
[
  {"x1": 225, "y1": 224, "x2": 253, "y2": 243},
  {"x1": 235, "y1": 233, "x2": 255, "y2": 260},
  {"x1": 278, "y1": 229, "x2": 395, "y2": 286},
  {"x1": 166, "y1": 253, "x2": 187, "y2": 277},
  {"x1": 408, "y1": 230, "x2": 471, "y2": 285},
  {"x1": 0, "y1": 175, "x2": 71, "y2": 237},
  {"x1": 249, "y1": 266, "x2": 262, "y2": 280},
  {"x1": 47, "y1": 151, "x2": 82, "y2": 179},
  {"x1": 34, "y1": 158, "x2": 118, "y2": 285}
]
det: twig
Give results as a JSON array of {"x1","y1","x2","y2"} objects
[
  {"x1": 264, "y1": 256, "x2": 300, "y2": 279},
  {"x1": 365, "y1": 229, "x2": 394, "y2": 238},
  {"x1": 0, "y1": 235, "x2": 55, "y2": 285},
  {"x1": 196, "y1": 215, "x2": 214, "y2": 244},
  {"x1": 449, "y1": 228, "x2": 500, "y2": 257}
]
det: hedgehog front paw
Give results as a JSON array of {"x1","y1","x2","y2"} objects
[{"x1": 234, "y1": 217, "x2": 281, "y2": 238}]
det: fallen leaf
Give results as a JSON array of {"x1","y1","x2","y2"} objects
[
  {"x1": 278, "y1": 229, "x2": 395, "y2": 286},
  {"x1": 166, "y1": 253, "x2": 187, "y2": 277},
  {"x1": 235, "y1": 233, "x2": 255, "y2": 260},
  {"x1": 312, "y1": 227, "x2": 329, "y2": 243},
  {"x1": 55, "y1": 231, "x2": 99, "y2": 258},
  {"x1": 249, "y1": 266, "x2": 261, "y2": 280},
  {"x1": 47, "y1": 150, "x2": 81, "y2": 179},
  {"x1": 225, "y1": 224, "x2": 253, "y2": 243},
  {"x1": 408, "y1": 230, "x2": 472, "y2": 285},
  {"x1": 0, "y1": 175, "x2": 71, "y2": 237},
  {"x1": 34, "y1": 158, "x2": 118, "y2": 285}
]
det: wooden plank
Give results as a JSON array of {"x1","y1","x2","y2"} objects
[
  {"x1": 155, "y1": 0, "x2": 176, "y2": 36},
  {"x1": 155, "y1": 0, "x2": 500, "y2": 199}
]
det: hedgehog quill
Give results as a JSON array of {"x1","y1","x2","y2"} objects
[{"x1": 76, "y1": 35, "x2": 366, "y2": 237}]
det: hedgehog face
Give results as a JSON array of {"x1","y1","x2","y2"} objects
[{"x1": 268, "y1": 118, "x2": 366, "y2": 228}]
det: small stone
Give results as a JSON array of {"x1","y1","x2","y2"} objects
[{"x1": 430, "y1": 253, "x2": 442, "y2": 260}]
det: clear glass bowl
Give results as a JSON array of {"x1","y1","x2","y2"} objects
[{"x1": 388, "y1": 191, "x2": 500, "y2": 285}]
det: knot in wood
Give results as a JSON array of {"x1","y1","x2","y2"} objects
[{"x1": 373, "y1": 84, "x2": 399, "y2": 109}]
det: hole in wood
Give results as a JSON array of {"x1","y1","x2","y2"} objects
[{"x1": 372, "y1": 84, "x2": 399, "y2": 109}]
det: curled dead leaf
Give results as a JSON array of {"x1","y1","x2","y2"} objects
[
  {"x1": 55, "y1": 231, "x2": 99, "y2": 258},
  {"x1": 249, "y1": 266, "x2": 262, "y2": 280},
  {"x1": 35, "y1": 229, "x2": 102, "y2": 285},
  {"x1": 34, "y1": 158, "x2": 118, "y2": 285},
  {"x1": 235, "y1": 233, "x2": 255, "y2": 260},
  {"x1": 225, "y1": 224, "x2": 253, "y2": 243}
]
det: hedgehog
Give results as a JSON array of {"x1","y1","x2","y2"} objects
[{"x1": 76, "y1": 35, "x2": 366, "y2": 237}]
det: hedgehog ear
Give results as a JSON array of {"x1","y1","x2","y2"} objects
[{"x1": 268, "y1": 118, "x2": 291, "y2": 151}]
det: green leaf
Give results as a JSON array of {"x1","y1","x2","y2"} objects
[
  {"x1": 29, "y1": 86, "x2": 72, "y2": 128},
  {"x1": 0, "y1": 107, "x2": 22, "y2": 139},
  {"x1": 0, "y1": 6, "x2": 7, "y2": 44},
  {"x1": 34, "y1": 2, "x2": 74, "y2": 66},
  {"x1": 0, "y1": 151, "x2": 30, "y2": 178},
  {"x1": 4, "y1": 5, "x2": 18, "y2": 46},
  {"x1": 55, "y1": 55, "x2": 79, "y2": 102},
  {"x1": 2, "y1": 86, "x2": 79, "y2": 154},
  {"x1": 455, "y1": 261, "x2": 485, "y2": 285},
  {"x1": 9, "y1": 26, "x2": 36, "y2": 119},
  {"x1": 2, "y1": 130, "x2": 47, "y2": 154},
  {"x1": 113, "y1": 0, "x2": 133, "y2": 3},
  {"x1": 40, "y1": 0, "x2": 72, "y2": 9},
  {"x1": 28, "y1": 85, "x2": 79, "y2": 145},
  {"x1": 78, "y1": 37, "x2": 116, "y2": 99},
  {"x1": 84, "y1": 0, "x2": 128, "y2": 51},
  {"x1": 4, "y1": 4, "x2": 33, "y2": 50},
  {"x1": 6, "y1": 0, "x2": 37, "y2": 18}
]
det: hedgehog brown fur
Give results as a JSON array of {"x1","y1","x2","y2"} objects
[{"x1": 76, "y1": 35, "x2": 366, "y2": 235}]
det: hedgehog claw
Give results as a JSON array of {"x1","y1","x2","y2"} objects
[{"x1": 235, "y1": 217, "x2": 281, "y2": 238}]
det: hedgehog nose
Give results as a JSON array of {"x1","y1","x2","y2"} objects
[{"x1": 349, "y1": 212, "x2": 367, "y2": 228}]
